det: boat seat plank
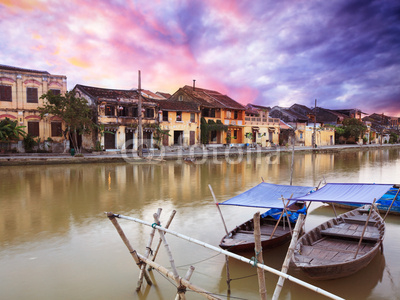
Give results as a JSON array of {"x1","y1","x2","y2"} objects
[
  {"x1": 320, "y1": 223, "x2": 380, "y2": 241},
  {"x1": 343, "y1": 215, "x2": 378, "y2": 225}
]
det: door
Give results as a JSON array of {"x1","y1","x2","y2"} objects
[
  {"x1": 104, "y1": 132, "x2": 115, "y2": 149},
  {"x1": 125, "y1": 131, "x2": 134, "y2": 149},
  {"x1": 190, "y1": 131, "x2": 195, "y2": 145}
]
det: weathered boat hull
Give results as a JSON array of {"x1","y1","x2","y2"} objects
[
  {"x1": 220, "y1": 202, "x2": 304, "y2": 253},
  {"x1": 219, "y1": 218, "x2": 294, "y2": 252},
  {"x1": 292, "y1": 206, "x2": 385, "y2": 280}
]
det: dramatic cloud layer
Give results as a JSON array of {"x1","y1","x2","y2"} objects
[{"x1": 1, "y1": 0, "x2": 399, "y2": 115}]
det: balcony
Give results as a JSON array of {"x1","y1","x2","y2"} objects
[{"x1": 245, "y1": 117, "x2": 280, "y2": 126}]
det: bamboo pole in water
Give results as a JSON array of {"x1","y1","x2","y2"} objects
[
  {"x1": 137, "y1": 208, "x2": 162, "y2": 291},
  {"x1": 272, "y1": 213, "x2": 305, "y2": 300},
  {"x1": 136, "y1": 252, "x2": 220, "y2": 300},
  {"x1": 175, "y1": 266, "x2": 195, "y2": 300},
  {"x1": 153, "y1": 213, "x2": 180, "y2": 284},
  {"x1": 208, "y1": 184, "x2": 231, "y2": 294},
  {"x1": 149, "y1": 209, "x2": 176, "y2": 270},
  {"x1": 106, "y1": 212, "x2": 152, "y2": 286},
  {"x1": 108, "y1": 213, "x2": 344, "y2": 300},
  {"x1": 253, "y1": 212, "x2": 267, "y2": 300}
]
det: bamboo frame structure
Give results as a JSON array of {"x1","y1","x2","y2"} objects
[
  {"x1": 253, "y1": 212, "x2": 267, "y2": 300},
  {"x1": 106, "y1": 212, "x2": 152, "y2": 286},
  {"x1": 137, "y1": 208, "x2": 162, "y2": 290},
  {"x1": 149, "y1": 210, "x2": 176, "y2": 269},
  {"x1": 272, "y1": 213, "x2": 305, "y2": 300},
  {"x1": 107, "y1": 212, "x2": 344, "y2": 300}
]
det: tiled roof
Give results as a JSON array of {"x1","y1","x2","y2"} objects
[
  {"x1": 181, "y1": 85, "x2": 245, "y2": 110},
  {"x1": 247, "y1": 103, "x2": 271, "y2": 111},
  {"x1": 75, "y1": 84, "x2": 139, "y2": 100},
  {"x1": 156, "y1": 92, "x2": 171, "y2": 99},
  {"x1": 154, "y1": 100, "x2": 200, "y2": 112},
  {"x1": 141, "y1": 89, "x2": 167, "y2": 100},
  {"x1": 0, "y1": 64, "x2": 50, "y2": 75}
]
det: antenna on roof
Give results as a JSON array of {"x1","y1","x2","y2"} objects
[{"x1": 193, "y1": 79, "x2": 196, "y2": 91}]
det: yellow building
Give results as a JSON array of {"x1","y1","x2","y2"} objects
[
  {"x1": 244, "y1": 104, "x2": 280, "y2": 147},
  {"x1": 74, "y1": 84, "x2": 164, "y2": 151},
  {"x1": 169, "y1": 84, "x2": 246, "y2": 146},
  {"x1": 156, "y1": 99, "x2": 200, "y2": 147},
  {"x1": 0, "y1": 64, "x2": 67, "y2": 152}
]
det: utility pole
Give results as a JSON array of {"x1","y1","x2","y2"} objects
[
  {"x1": 313, "y1": 99, "x2": 317, "y2": 148},
  {"x1": 138, "y1": 70, "x2": 143, "y2": 157}
]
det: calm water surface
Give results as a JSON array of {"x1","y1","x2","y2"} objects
[{"x1": 1, "y1": 149, "x2": 399, "y2": 300}]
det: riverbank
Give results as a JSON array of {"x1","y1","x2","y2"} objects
[{"x1": 0, "y1": 143, "x2": 399, "y2": 166}]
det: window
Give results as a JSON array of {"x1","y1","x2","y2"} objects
[
  {"x1": 50, "y1": 89, "x2": 61, "y2": 95},
  {"x1": 27, "y1": 87, "x2": 38, "y2": 103},
  {"x1": 176, "y1": 111, "x2": 182, "y2": 121},
  {"x1": 178, "y1": 95, "x2": 183, "y2": 101},
  {"x1": 118, "y1": 106, "x2": 128, "y2": 117},
  {"x1": 162, "y1": 111, "x2": 169, "y2": 122},
  {"x1": 105, "y1": 105, "x2": 115, "y2": 116},
  {"x1": 226, "y1": 110, "x2": 231, "y2": 119},
  {"x1": 28, "y1": 122, "x2": 39, "y2": 137},
  {"x1": 201, "y1": 108, "x2": 216, "y2": 118},
  {"x1": 190, "y1": 113, "x2": 195, "y2": 123},
  {"x1": 210, "y1": 131, "x2": 217, "y2": 142},
  {"x1": 234, "y1": 111, "x2": 238, "y2": 119},
  {"x1": 0, "y1": 85, "x2": 12, "y2": 102},
  {"x1": 51, "y1": 122, "x2": 63, "y2": 137},
  {"x1": 145, "y1": 108, "x2": 154, "y2": 118},
  {"x1": 210, "y1": 108, "x2": 215, "y2": 118},
  {"x1": 132, "y1": 107, "x2": 138, "y2": 117}
]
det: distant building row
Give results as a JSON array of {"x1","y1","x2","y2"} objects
[{"x1": 1, "y1": 64, "x2": 397, "y2": 152}]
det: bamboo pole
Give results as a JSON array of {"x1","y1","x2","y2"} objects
[
  {"x1": 281, "y1": 198, "x2": 293, "y2": 235},
  {"x1": 209, "y1": 184, "x2": 229, "y2": 235},
  {"x1": 109, "y1": 213, "x2": 344, "y2": 300},
  {"x1": 382, "y1": 187, "x2": 399, "y2": 221},
  {"x1": 208, "y1": 184, "x2": 231, "y2": 293},
  {"x1": 253, "y1": 212, "x2": 267, "y2": 300},
  {"x1": 106, "y1": 212, "x2": 152, "y2": 286},
  {"x1": 354, "y1": 200, "x2": 377, "y2": 259},
  {"x1": 149, "y1": 209, "x2": 176, "y2": 270},
  {"x1": 269, "y1": 201, "x2": 288, "y2": 240},
  {"x1": 153, "y1": 213, "x2": 180, "y2": 284},
  {"x1": 136, "y1": 252, "x2": 220, "y2": 300},
  {"x1": 272, "y1": 213, "x2": 305, "y2": 300},
  {"x1": 137, "y1": 208, "x2": 162, "y2": 291},
  {"x1": 175, "y1": 266, "x2": 195, "y2": 300}
]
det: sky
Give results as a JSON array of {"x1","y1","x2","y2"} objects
[{"x1": 1, "y1": 0, "x2": 399, "y2": 116}]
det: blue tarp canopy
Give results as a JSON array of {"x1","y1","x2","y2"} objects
[
  {"x1": 289, "y1": 183, "x2": 394, "y2": 204},
  {"x1": 219, "y1": 182, "x2": 314, "y2": 209}
]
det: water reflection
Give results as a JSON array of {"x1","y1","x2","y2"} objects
[{"x1": 0, "y1": 148, "x2": 399, "y2": 299}]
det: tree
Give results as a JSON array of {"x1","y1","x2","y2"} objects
[
  {"x1": 38, "y1": 91, "x2": 94, "y2": 153},
  {"x1": 0, "y1": 117, "x2": 26, "y2": 141},
  {"x1": 334, "y1": 118, "x2": 366, "y2": 143}
]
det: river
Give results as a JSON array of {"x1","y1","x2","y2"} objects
[{"x1": 0, "y1": 148, "x2": 399, "y2": 299}]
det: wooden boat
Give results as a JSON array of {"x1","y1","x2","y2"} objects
[
  {"x1": 332, "y1": 187, "x2": 400, "y2": 215},
  {"x1": 292, "y1": 205, "x2": 385, "y2": 280},
  {"x1": 217, "y1": 182, "x2": 314, "y2": 253},
  {"x1": 219, "y1": 202, "x2": 305, "y2": 252}
]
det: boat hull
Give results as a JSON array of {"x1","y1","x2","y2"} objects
[{"x1": 292, "y1": 206, "x2": 385, "y2": 280}]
